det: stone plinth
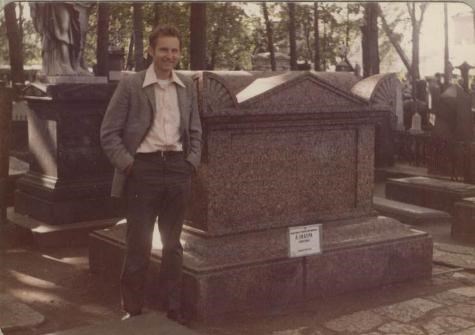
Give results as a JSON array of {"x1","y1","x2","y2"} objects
[
  {"x1": 386, "y1": 176, "x2": 475, "y2": 214},
  {"x1": 90, "y1": 71, "x2": 433, "y2": 321},
  {"x1": 453, "y1": 197, "x2": 475, "y2": 242},
  {"x1": 90, "y1": 216, "x2": 432, "y2": 320},
  {"x1": 15, "y1": 83, "x2": 119, "y2": 225},
  {"x1": 373, "y1": 196, "x2": 452, "y2": 225}
]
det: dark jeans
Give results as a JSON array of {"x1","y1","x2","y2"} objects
[{"x1": 121, "y1": 151, "x2": 192, "y2": 315}]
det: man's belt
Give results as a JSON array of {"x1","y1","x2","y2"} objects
[{"x1": 136, "y1": 151, "x2": 183, "y2": 158}]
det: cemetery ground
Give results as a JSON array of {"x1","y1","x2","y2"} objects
[{"x1": 1, "y1": 178, "x2": 475, "y2": 335}]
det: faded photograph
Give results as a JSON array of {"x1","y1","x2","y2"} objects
[{"x1": 0, "y1": 2, "x2": 475, "y2": 334}]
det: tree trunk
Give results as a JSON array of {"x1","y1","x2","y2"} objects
[
  {"x1": 96, "y1": 3, "x2": 110, "y2": 76},
  {"x1": 378, "y1": 4, "x2": 412, "y2": 74},
  {"x1": 408, "y1": 3, "x2": 429, "y2": 98},
  {"x1": 361, "y1": 2, "x2": 379, "y2": 77},
  {"x1": 368, "y1": 3, "x2": 380, "y2": 75},
  {"x1": 4, "y1": 3, "x2": 25, "y2": 84},
  {"x1": 133, "y1": 3, "x2": 144, "y2": 71},
  {"x1": 473, "y1": 9, "x2": 475, "y2": 43},
  {"x1": 288, "y1": 2, "x2": 298, "y2": 70},
  {"x1": 345, "y1": 4, "x2": 350, "y2": 49},
  {"x1": 262, "y1": 3, "x2": 276, "y2": 71},
  {"x1": 209, "y1": 3, "x2": 230, "y2": 70},
  {"x1": 444, "y1": 3, "x2": 450, "y2": 88},
  {"x1": 18, "y1": 3, "x2": 23, "y2": 43},
  {"x1": 314, "y1": 2, "x2": 321, "y2": 71},
  {"x1": 322, "y1": 21, "x2": 327, "y2": 71},
  {"x1": 126, "y1": 33, "x2": 134, "y2": 70},
  {"x1": 410, "y1": 4, "x2": 420, "y2": 81},
  {"x1": 303, "y1": 12, "x2": 313, "y2": 62},
  {"x1": 154, "y1": 3, "x2": 160, "y2": 27},
  {"x1": 190, "y1": 3, "x2": 207, "y2": 70}
]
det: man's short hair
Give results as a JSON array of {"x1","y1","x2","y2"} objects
[{"x1": 149, "y1": 25, "x2": 182, "y2": 49}]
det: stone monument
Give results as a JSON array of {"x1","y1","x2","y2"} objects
[
  {"x1": 30, "y1": 3, "x2": 93, "y2": 79},
  {"x1": 11, "y1": 4, "x2": 115, "y2": 246},
  {"x1": 89, "y1": 71, "x2": 432, "y2": 320},
  {"x1": 430, "y1": 83, "x2": 474, "y2": 182}
]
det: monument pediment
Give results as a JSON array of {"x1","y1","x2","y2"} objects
[{"x1": 236, "y1": 71, "x2": 368, "y2": 113}]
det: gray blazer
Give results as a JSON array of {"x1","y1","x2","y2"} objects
[{"x1": 100, "y1": 70, "x2": 202, "y2": 197}]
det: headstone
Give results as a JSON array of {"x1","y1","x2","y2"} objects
[
  {"x1": 90, "y1": 71, "x2": 432, "y2": 321},
  {"x1": 456, "y1": 62, "x2": 474, "y2": 93},
  {"x1": 13, "y1": 83, "x2": 120, "y2": 229},
  {"x1": 373, "y1": 196, "x2": 452, "y2": 225},
  {"x1": 429, "y1": 83, "x2": 474, "y2": 181},
  {"x1": 410, "y1": 112, "x2": 423, "y2": 133},
  {"x1": 403, "y1": 99, "x2": 429, "y2": 131},
  {"x1": 386, "y1": 176, "x2": 475, "y2": 214}
]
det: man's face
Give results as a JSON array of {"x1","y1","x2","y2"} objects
[{"x1": 148, "y1": 36, "x2": 181, "y2": 77}]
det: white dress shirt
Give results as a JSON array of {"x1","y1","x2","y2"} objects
[{"x1": 137, "y1": 64, "x2": 185, "y2": 153}]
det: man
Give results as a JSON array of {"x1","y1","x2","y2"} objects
[{"x1": 100, "y1": 25, "x2": 202, "y2": 324}]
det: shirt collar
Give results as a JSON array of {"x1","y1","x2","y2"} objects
[{"x1": 142, "y1": 64, "x2": 185, "y2": 88}]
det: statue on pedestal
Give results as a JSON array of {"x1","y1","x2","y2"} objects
[{"x1": 30, "y1": 3, "x2": 92, "y2": 77}]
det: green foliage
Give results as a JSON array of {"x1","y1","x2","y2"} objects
[
  {"x1": 0, "y1": 13, "x2": 7, "y2": 64},
  {"x1": 207, "y1": 3, "x2": 254, "y2": 70},
  {"x1": 2, "y1": 1, "x2": 427, "y2": 73},
  {"x1": 0, "y1": 4, "x2": 41, "y2": 67}
]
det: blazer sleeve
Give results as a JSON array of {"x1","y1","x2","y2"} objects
[
  {"x1": 100, "y1": 77, "x2": 135, "y2": 172},
  {"x1": 186, "y1": 81, "x2": 203, "y2": 169}
]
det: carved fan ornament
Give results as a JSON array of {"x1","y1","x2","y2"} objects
[
  {"x1": 370, "y1": 74, "x2": 400, "y2": 108},
  {"x1": 201, "y1": 73, "x2": 238, "y2": 115},
  {"x1": 351, "y1": 73, "x2": 402, "y2": 129}
]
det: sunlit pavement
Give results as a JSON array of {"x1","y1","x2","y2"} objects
[{"x1": 2, "y1": 211, "x2": 475, "y2": 335}]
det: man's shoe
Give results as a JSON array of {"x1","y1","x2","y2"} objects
[
  {"x1": 121, "y1": 312, "x2": 141, "y2": 320},
  {"x1": 167, "y1": 310, "x2": 188, "y2": 326}
]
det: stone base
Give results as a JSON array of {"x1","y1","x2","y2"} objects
[
  {"x1": 89, "y1": 216, "x2": 433, "y2": 321},
  {"x1": 8, "y1": 208, "x2": 120, "y2": 248},
  {"x1": 14, "y1": 189, "x2": 121, "y2": 226},
  {"x1": 14, "y1": 172, "x2": 124, "y2": 225},
  {"x1": 452, "y1": 197, "x2": 475, "y2": 242},
  {"x1": 373, "y1": 196, "x2": 452, "y2": 225},
  {"x1": 386, "y1": 177, "x2": 475, "y2": 214}
]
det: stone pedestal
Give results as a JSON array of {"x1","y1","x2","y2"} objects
[
  {"x1": 89, "y1": 71, "x2": 433, "y2": 321},
  {"x1": 386, "y1": 176, "x2": 475, "y2": 214},
  {"x1": 15, "y1": 83, "x2": 120, "y2": 226},
  {"x1": 90, "y1": 217, "x2": 432, "y2": 320},
  {"x1": 453, "y1": 197, "x2": 475, "y2": 242}
]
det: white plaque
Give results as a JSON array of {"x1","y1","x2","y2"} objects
[{"x1": 288, "y1": 224, "x2": 322, "y2": 258}]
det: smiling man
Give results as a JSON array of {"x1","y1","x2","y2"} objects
[{"x1": 100, "y1": 25, "x2": 202, "y2": 324}]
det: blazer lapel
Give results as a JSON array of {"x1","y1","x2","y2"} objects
[
  {"x1": 176, "y1": 84, "x2": 187, "y2": 132},
  {"x1": 143, "y1": 84, "x2": 157, "y2": 117}
]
